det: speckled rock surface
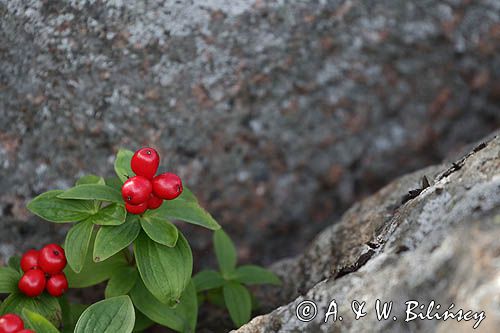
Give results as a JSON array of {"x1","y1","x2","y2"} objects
[
  {"x1": 236, "y1": 132, "x2": 500, "y2": 332},
  {"x1": 1, "y1": 0, "x2": 500, "y2": 269}
]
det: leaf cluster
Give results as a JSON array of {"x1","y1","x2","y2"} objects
[{"x1": 0, "y1": 149, "x2": 280, "y2": 332}]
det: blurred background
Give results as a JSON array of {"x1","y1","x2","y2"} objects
[{"x1": 0, "y1": 0, "x2": 499, "y2": 329}]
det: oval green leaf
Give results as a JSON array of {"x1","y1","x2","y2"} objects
[
  {"x1": 0, "y1": 267, "x2": 21, "y2": 293},
  {"x1": 27, "y1": 190, "x2": 93, "y2": 223},
  {"x1": 223, "y1": 282, "x2": 252, "y2": 328},
  {"x1": 7, "y1": 256, "x2": 21, "y2": 273},
  {"x1": 58, "y1": 184, "x2": 122, "y2": 203},
  {"x1": 76, "y1": 175, "x2": 105, "y2": 186},
  {"x1": 0, "y1": 292, "x2": 62, "y2": 327},
  {"x1": 213, "y1": 229, "x2": 237, "y2": 276},
  {"x1": 94, "y1": 216, "x2": 141, "y2": 262},
  {"x1": 234, "y1": 265, "x2": 281, "y2": 285},
  {"x1": 65, "y1": 234, "x2": 127, "y2": 288},
  {"x1": 65, "y1": 219, "x2": 94, "y2": 273},
  {"x1": 139, "y1": 214, "x2": 178, "y2": 247},
  {"x1": 133, "y1": 309, "x2": 154, "y2": 332},
  {"x1": 114, "y1": 149, "x2": 135, "y2": 183},
  {"x1": 22, "y1": 309, "x2": 60, "y2": 333},
  {"x1": 59, "y1": 297, "x2": 88, "y2": 333},
  {"x1": 74, "y1": 295, "x2": 135, "y2": 333},
  {"x1": 130, "y1": 279, "x2": 197, "y2": 333},
  {"x1": 192, "y1": 270, "x2": 224, "y2": 292},
  {"x1": 153, "y1": 187, "x2": 220, "y2": 230},
  {"x1": 75, "y1": 175, "x2": 106, "y2": 212},
  {"x1": 134, "y1": 231, "x2": 192, "y2": 305},
  {"x1": 88, "y1": 204, "x2": 127, "y2": 226},
  {"x1": 105, "y1": 177, "x2": 124, "y2": 192},
  {"x1": 105, "y1": 266, "x2": 138, "y2": 299}
]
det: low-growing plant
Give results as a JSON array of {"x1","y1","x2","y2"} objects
[
  {"x1": 194, "y1": 229, "x2": 281, "y2": 327},
  {"x1": 0, "y1": 148, "x2": 280, "y2": 332}
]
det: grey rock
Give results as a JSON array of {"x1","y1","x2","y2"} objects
[
  {"x1": 236, "y1": 132, "x2": 500, "y2": 332},
  {"x1": 1, "y1": 0, "x2": 500, "y2": 268}
]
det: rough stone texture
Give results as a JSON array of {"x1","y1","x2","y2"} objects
[
  {"x1": 1, "y1": 0, "x2": 500, "y2": 267},
  {"x1": 236, "y1": 132, "x2": 500, "y2": 332}
]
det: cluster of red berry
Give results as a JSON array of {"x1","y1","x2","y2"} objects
[
  {"x1": 18, "y1": 244, "x2": 68, "y2": 298},
  {"x1": 122, "y1": 147, "x2": 183, "y2": 214},
  {"x1": 0, "y1": 314, "x2": 33, "y2": 333}
]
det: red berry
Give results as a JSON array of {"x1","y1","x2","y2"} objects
[
  {"x1": 38, "y1": 244, "x2": 66, "y2": 274},
  {"x1": 20, "y1": 249, "x2": 39, "y2": 272},
  {"x1": 0, "y1": 314, "x2": 24, "y2": 333},
  {"x1": 152, "y1": 173, "x2": 183, "y2": 200},
  {"x1": 121, "y1": 176, "x2": 152, "y2": 205},
  {"x1": 17, "y1": 330, "x2": 35, "y2": 333},
  {"x1": 18, "y1": 269, "x2": 46, "y2": 297},
  {"x1": 131, "y1": 147, "x2": 160, "y2": 179},
  {"x1": 147, "y1": 194, "x2": 163, "y2": 210},
  {"x1": 125, "y1": 202, "x2": 148, "y2": 215},
  {"x1": 46, "y1": 273, "x2": 68, "y2": 297}
]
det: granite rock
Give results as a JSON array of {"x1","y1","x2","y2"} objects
[
  {"x1": 236, "y1": 132, "x2": 500, "y2": 332},
  {"x1": 1, "y1": 0, "x2": 500, "y2": 268}
]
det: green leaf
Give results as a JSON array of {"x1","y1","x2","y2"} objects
[
  {"x1": 69, "y1": 303, "x2": 88, "y2": 320},
  {"x1": 223, "y1": 282, "x2": 251, "y2": 328},
  {"x1": 76, "y1": 175, "x2": 105, "y2": 211},
  {"x1": 130, "y1": 279, "x2": 197, "y2": 333},
  {"x1": 7, "y1": 256, "x2": 21, "y2": 273},
  {"x1": 134, "y1": 231, "x2": 192, "y2": 305},
  {"x1": 27, "y1": 190, "x2": 93, "y2": 223},
  {"x1": 68, "y1": 303, "x2": 87, "y2": 321},
  {"x1": 192, "y1": 270, "x2": 224, "y2": 292},
  {"x1": 153, "y1": 188, "x2": 220, "y2": 230},
  {"x1": 58, "y1": 184, "x2": 123, "y2": 203},
  {"x1": 76, "y1": 174, "x2": 105, "y2": 186},
  {"x1": 65, "y1": 219, "x2": 94, "y2": 273},
  {"x1": 0, "y1": 267, "x2": 21, "y2": 293},
  {"x1": 0, "y1": 292, "x2": 62, "y2": 327},
  {"x1": 74, "y1": 296, "x2": 135, "y2": 333},
  {"x1": 133, "y1": 309, "x2": 154, "y2": 332},
  {"x1": 139, "y1": 214, "x2": 178, "y2": 247},
  {"x1": 105, "y1": 266, "x2": 138, "y2": 299},
  {"x1": 106, "y1": 177, "x2": 124, "y2": 191},
  {"x1": 234, "y1": 265, "x2": 281, "y2": 286},
  {"x1": 59, "y1": 298, "x2": 88, "y2": 333},
  {"x1": 87, "y1": 203, "x2": 127, "y2": 226},
  {"x1": 65, "y1": 234, "x2": 127, "y2": 288},
  {"x1": 94, "y1": 215, "x2": 141, "y2": 262},
  {"x1": 59, "y1": 296, "x2": 73, "y2": 332},
  {"x1": 213, "y1": 229, "x2": 237, "y2": 276},
  {"x1": 22, "y1": 309, "x2": 60, "y2": 333},
  {"x1": 115, "y1": 149, "x2": 135, "y2": 183}
]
